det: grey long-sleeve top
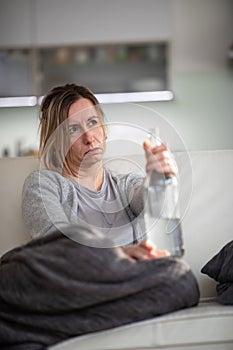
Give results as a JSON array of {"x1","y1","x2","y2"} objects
[{"x1": 22, "y1": 167, "x2": 146, "y2": 246}]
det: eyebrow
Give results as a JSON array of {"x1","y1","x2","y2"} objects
[{"x1": 69, "y1": 115, "x2": 98, "y2": 124}]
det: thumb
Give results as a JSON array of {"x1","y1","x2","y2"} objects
[{"x1": 143, "y1": 140, "x2": 152, "y2": 152}]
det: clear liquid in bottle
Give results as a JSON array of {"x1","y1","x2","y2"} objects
[{"x1": 143, "y1": 128, "x2": 184, "y2": 257}]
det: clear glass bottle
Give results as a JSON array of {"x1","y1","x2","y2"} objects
[{"x1": 143, "y1": 128, "x2": 184, "y2": 257}]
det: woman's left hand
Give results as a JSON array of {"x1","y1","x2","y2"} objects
[
  {"x1": 143, "y1": 140, "x2": 177, "y2": 177},
  {"x1": 122, "y1": 240, "x2": 169, "y2": 263}
]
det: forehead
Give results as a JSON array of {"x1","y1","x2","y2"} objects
[{"x1": 68, "y1": 98, "x2": 97, "y2": 121}]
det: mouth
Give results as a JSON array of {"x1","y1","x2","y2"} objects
[{"x1": 84, "y1": 147, "x2": 102, "y2": 156}]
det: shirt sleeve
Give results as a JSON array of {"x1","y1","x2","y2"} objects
[
  {"x1": 125, "y1": 173, "x2": 145, "y2": 216},
  {"x1": 113, "y1": 172, "x2": 145, "y2": 217},
  {"x1": 21, "y1": 170, "x2": 72, "y2": 239}
]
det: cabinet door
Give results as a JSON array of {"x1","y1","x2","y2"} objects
[
  {"x1": 0, "y1": 48, "x2": 33, "y2": 96},
  {"x1": 0, "y1": 0, "x2": 32, "y2": 47},
  {"x1": 38, "y1": 43, "x2": 169, "y2": 96},
  {"x1": 34, "y1": 0, "x2": 172, "y2": 46}
]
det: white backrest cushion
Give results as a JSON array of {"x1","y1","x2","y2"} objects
[
  {"x1": 180, "y1": 150, "x2": 233, "y2": 297},
  {"x1": 0, "y1": 157, "x2": 40, "y2": 255}
]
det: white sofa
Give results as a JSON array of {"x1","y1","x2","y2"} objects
[{"x1": 0, "y1": 150, "x2": 233, "y2": 350}]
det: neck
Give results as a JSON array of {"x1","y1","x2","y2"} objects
[
  {"x1": 79, "y1": 165, "x2": 104, "y2": 191},
  {"x1": 66, "y1": 161, "x2": 104, "y2": 191}
]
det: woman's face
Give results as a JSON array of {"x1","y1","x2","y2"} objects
[{"x1": 67, "y1": 98, "x2": 106, "y2": 168}]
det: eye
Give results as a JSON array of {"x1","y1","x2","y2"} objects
[
  {"x1": 87, "y1": 117, "x2": 99, "y2": 128},
  {"x1": 69, "y1": 124, "x2": 80, "y2": 135}
]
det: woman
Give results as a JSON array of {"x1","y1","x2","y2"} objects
[
  {"x1": 22, "y1": 83, "x2": 177, "y2": 261},
  {"x1": 1, "y1": 83, "x2": 199, "y2": 349}
]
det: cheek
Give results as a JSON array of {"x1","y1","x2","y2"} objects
[
  {"x1": 70, "y1": 139, "x2": 82, "y2": 154},
  {"x1": 70, "y1": 137, "x2": 77, "y2": 147},
  {"x1": 98, "y1": 126, "x2": 106, "y2": 142},
  {"x1": 98, "y1": 128, "x2": 105, "y2": 141}
]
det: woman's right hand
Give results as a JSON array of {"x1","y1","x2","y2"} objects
[
  {"x1": 143, "y1": 140, "x2": 177, "y2": 177},
  {"x1": 121, "y1": 239, "x2": 169, "y2": 263}
]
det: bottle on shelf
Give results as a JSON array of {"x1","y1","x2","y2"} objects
[{"x1": 143, "y1": 128, "x2": 184, "y2": 257}]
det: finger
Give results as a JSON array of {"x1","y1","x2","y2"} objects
[
  {"x1": 137, "y1": 242, "x2": 165, "y2": 260},
  {"x1": 126, "y1": 256, "x2": 138, "y2": 263},
  {"x1": 143, "y1": 141, "x2": 167, "y2": 154},
  {"x1": 150, "y1": 144, "x2": 168, "y2": 155},
  {"x1": 155, "y1": 249, "x2": 170, "y2": 258},
  {"x1": 140, "y1": 239, "x2": 157, "y2": 252},
  {"x1": 145, "y1": 158, "x2": 167, "y2": 174},
  {"x1": 147, "y1": 151, "x2": 178, "y2": 176},
  {"x1": 139, "y1": 240, "x2": 170, "y2": 258},
  {"x1": 134, "y1": 243, "x2": 160, "y2": 260},
  {"x1": 133, "y1": 247, "x2": 151, "y2": 260},
  {"x1": 143, "y1": 140, "x2": 152, "y2": 151},
  {"x1": 122, "y1": 245, "x2": 152, "y2": 261}
]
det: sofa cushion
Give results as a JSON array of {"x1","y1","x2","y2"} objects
[
  {"x1": 0, "y1": 157, "x2": 39, "y2": 256},
  {"x1": 50, "y1": 300, "x2": 233, "y2": 350}
]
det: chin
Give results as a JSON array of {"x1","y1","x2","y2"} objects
[{"x1": 82, "y1": 153, "x2": 103, "y2": 167}]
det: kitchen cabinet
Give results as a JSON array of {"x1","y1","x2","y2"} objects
[
  {"x1": 0, "y1": 48, "x2": 33, "y2": 96},
  {"x1": 0, "y1": 0, "x2": 173, "y2": 104},
  {"x1": 0, "y1": 42, "x2": 172, "y2": 103},
  {"x1": 34, "y1": 0, "x2": 172, "y2": 46},
  {"x1": 0, "y1": 0, "x2": 32, "y2": 47},
  {"x1": 38, "y1": 42, "x2": 169, "y2": 95}
]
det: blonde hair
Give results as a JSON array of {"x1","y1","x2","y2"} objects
[{"x1": 39, "y1": 83, "x2": 105, "y2": 176}]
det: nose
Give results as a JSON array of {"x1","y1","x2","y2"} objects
[{"x1": 82, "y1": 129, "x2": 94, "y2": 144}]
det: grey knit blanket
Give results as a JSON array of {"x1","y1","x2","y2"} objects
[{"x1": 0, "y1": 225, "x2": 199, "y2": 350}]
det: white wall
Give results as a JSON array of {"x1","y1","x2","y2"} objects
[
  {"x1": 172, "y1": 0, "x2": 233, "y2": 71},
  {"x1": 0, "y1": 0, "x2": 232, "y2": 156},
  {"x1": 0, "y1": 107, "x2": 39, "y2": 157}
]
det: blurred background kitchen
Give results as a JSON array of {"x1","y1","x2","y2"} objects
[{"x1": 0, "y1": 0, "x2": 232, "y2": 157}]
